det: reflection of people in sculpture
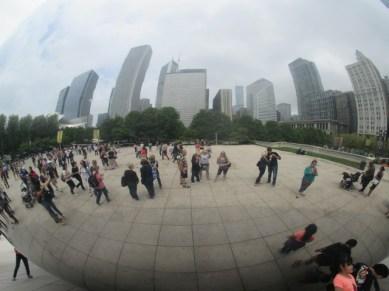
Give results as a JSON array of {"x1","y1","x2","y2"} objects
[
  {"x1": 0, "y1": 189, "x2": 19, "y2": 224},
  {"x1": 13, "y1": 249, "x2": 33, "y2": 281}
]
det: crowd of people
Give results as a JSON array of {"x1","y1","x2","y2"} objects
[{"x1": 0, "y1": 141, "x2": 388, "y2": 290}]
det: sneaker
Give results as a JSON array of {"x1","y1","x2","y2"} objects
[{"x1": 28, "y1": 275, "x2": 33, "y2": 279}]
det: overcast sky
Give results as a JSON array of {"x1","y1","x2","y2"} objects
[{"x1": 0, "y1": 0, "x2": 388, "y2": 117}]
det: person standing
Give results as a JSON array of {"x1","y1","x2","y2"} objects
[
  {"x1": 191, "y1": 152, "x2": 201, "y2": 183},
  {"x1": 353, "y1": 262, "x2": 388, "y2": 291},
  {"x1": 367, "y1": 166, "x2": 385, "y2": 196},
  {"x1": 332, "y1": 254, "x2": 357, "y2": 291},
  {"x1": 162, "y1": 143, "x2": 169, "y2": 160},
  {"x1": 123, "y1": 164, "x2": 139, "y2": 200},
  {"x1": 297, "y1": 160, "x2": 318, "y2": 198},
  {"x1": 61, "y1": 166, "x2": 75, "y2": 194},
  {"x1": 140, "y1": 159, "x2": 155, "y2": 198},
  {"x1": 215, "y1": 151, "x2": 231, "y2": 181},
  {"x1": 360, "y1": 162, "x2": 375, "y2": 193},
  {"x1": 199, "y1": 150, "x2": 211, "y2": 180},
  {"x1": 80, "y1": 160, "x2": 91, "y2": 193},
  {"x1": 178, "y1": 150, "x2": 190, "y2": 188},
  {"x1": 266, "y1": 147, "x2": 281, "y2": 186},
  {"x1": 255, "y1": 153, "x2": 268, "y2": 185},
  {"x1": 12, "y1": 249, "x2": 33, "y2": 281},
  {"x1": 0, "y1": 190, "x2": 19, "y2": 224},
  {"x1": 1, "y1": 165, "x2": 10, "y2": 189}
]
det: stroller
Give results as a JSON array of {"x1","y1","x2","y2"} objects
[
  {"x1": 20, "y1": 182, "x2": 35, "y2": 208},
  {"x1": 340, "y1": 171, "x2": 361, "y2": 190}
]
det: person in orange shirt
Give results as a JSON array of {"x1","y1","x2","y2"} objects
[
  {"x1": 280, "y1": 224, "x2": 317, "y2": 254},
  {"x1": 332, "y1": 254, "x2": 357, "y2": 291}
]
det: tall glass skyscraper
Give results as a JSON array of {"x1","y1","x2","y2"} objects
[
  {"x1": 161, "y1": 69, "x2": 207, "y2": 127},
  {"x1": 246, "y1": 79, "x2": 277, "y2": 122},
  {"x1": 213, "y1": 89, "x2": 233, "y2": 120},
  {"x1": 109, "y1": 45, "x2": 152, "y2": 118},
  {"x1": 235, "y1": 86, "x2": 244, "y2": 107},
  {"x1": 289, "y1": 58, "x2": 324, "y2": 120},
  {"x1": 62, "y1": 70, "x2": 98, "y2": 119},
  {"x1": 55, "y1": 86, "x2": 70, "y2": 114},
  {"x1": 346, "y1": 50, "x2": 388, "y2": 135},
  {"x1": 156, "y1": 60, "x2": 179, "y2": 108}
]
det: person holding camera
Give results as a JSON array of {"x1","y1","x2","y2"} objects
[{"x1": 266, "y1": 147, "x2": 281, "y2": 186}]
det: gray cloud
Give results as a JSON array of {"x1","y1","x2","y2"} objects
[{"x1": 0, "y1": 0, "x2": 388, "y2": 117}]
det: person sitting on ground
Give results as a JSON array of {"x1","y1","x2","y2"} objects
[
  {"x1": 280, "y1": 224, "x2": 317, "y2": 254},
  {"x1": 353, "y1": 262, "x2": 389, "y2": 291}
]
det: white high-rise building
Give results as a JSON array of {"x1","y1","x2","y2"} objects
[
  {"x1": 213, "y1": 89, "x2": 233, "y2": 120},
  {"x1": 156, "y1": 60, "x2": 179, "y2": 108},
  {"x1": 246, "y1": 79, "x2": 277, "y2": 122},
  {"x1": 109, "y1": 45, "x2": 152, "y2": 118},
  {"x1": 276, "y1": 103, "x2": 292, "y2": 121},
  {"x1": 235, "y1": 86, "x2": 244, "y2": 107},
  {"x1": 346, "y1": 50, "x2": 388, "y2": 135},
  {"x1": 161, "y1": 69, "x2": 207, "y2": 127}
]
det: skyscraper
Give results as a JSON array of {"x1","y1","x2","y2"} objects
[
  {"x1": 308, "y1": 90, "x2": 340, "y2": 121},
  {"x1": 289, "y1": 58, "x2": 324, "y2": 120},
  {"x1": 109, "y1": 45, "x2": 152, "y2": 118},
  {"x1": 246, "y1": 79, "x2": 277, "y2": 122},
  {"x1": 62, "y1": 70, "x2": 98, "y2": 120},
  {"x1": 335, "y1": 92, "x2": 358, "y2": 133},
  {"x1": 156, "y1": 60, "x2": 179, "y2": 108},
  {"x1": 346, "y1": 50, "x2": 388, "y2": 135},
  {"x1": 213, "y1": 89, "x2": 233, "y2": 120},
  {"x1": 161, "y1": 69, "x2": 207, "y2": 127},
  {"x1": 235, "y1": 86, "x2": 244, "y2": 107},
  {"x1": 140, "y1": 98, "x2": 152, "y2": 111},
  {"x1": 96, "y1": 113, "x2": 109, "y2": 127},
  {"x1": 276, "y1": 103, "x2": 291, "y2": 121},
  {"x1": 55, "y1": 86, "x2": 70, "y2": 114}
]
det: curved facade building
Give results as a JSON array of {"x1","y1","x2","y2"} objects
[
  {"x1": 62, "y1": 70, "x2": 99, "y2": 120},
  {"x1": 55, "y1": 86, "x2": 70, "y2": 114},
  {"x1": 346, "y1": 50, "x2": 388, "y2": 135},
  {"x1": 156, "y1": 60, "x2": 179, "y2": 108},
  {"x1": 109, "y1": 45, "x2": 152, "y2": 118},
  {"x1": 289, "y1": 58, "x2": 324, "y2": 120}
]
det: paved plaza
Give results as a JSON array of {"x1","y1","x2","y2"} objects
[{"x1": 2, "y1": 145, "x2": 389, "y2": 291}]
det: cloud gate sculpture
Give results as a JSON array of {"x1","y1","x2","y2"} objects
[{"x1": 1, "y1": 145, "x2": 389, "y2": 291}]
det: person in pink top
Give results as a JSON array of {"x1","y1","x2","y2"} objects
[
  {"x1": 91, "y1": 169, "x2": 110, "y2": 205},
  {"x1": 280, "y1": 224, "x2": 317, "y2": 254},
  {"x1": 333, "y1": 254, "x2": 357, "y2": 291}
]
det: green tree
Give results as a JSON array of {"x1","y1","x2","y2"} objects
[
  {"x1": 190, "y1": 110, "x2": 232, "y2": 140},
  {"x1": 0, "y1": 114, "x2": 6, "y2": 155},
  {"x1": 156, "y1": 107, "x2": 185, "y2": 140},
  {"x1": 19, "y1": 115, "x2": 33, "y2": 145},
  {"x1": 6, "y1": 115, "x2": 20, "y2": 153},
  {"x1": 31, "y1": 115, "x2": 48, "y2": 140}
]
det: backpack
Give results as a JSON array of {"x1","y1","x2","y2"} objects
[
  {"x1": 88, "y1": 174, "x2": 99, "y2": 188},
  {"x1": 121, "y1": 175, "x2": 128, "y2": 187}
]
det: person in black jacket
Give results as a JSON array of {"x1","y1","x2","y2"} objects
[
  {"x1": 71, "y1": 162, "x2": 85, "y2": 190},
  {"x1": 255, "y1": 153, "x2": 268, "y2": 185},
  {"x1": 191, "y1": 153, "x2": 201, "y2": 183},
  {"x1": 353, "y1": 262, "x2": 388, "y2": 291},
  {"x1": 124, "y1": 164, "x2": 139, "y2": 200},
  {"x1": 140, "y1": 159, "x2": 155, "y2": 199}
]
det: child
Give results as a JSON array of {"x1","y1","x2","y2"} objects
[{"x1": 280, "y1": 224, "x2": 317, "y2": 254}]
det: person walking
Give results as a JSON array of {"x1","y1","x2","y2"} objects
[
  {"x1": 162, "y1": 143, "x2": 169, "y2": 160},
  {"x1": 199, "y1": 150, "x2": 211, "y2": 180},
  {"x1": 37, "y1": 182, "x2": 64, "y2": 224},
  {"x1": 266, "y1": 147, "x2": 281, "y2": 186},
  {"x1": 215, "y1": 151, "x2": 231, "y2": 181},
  {"x1": 191, "y1": 152, "x2": 201, "y2": 183},
  {"x1": 140, "y1": 159, "x2": 155, "y2": 198},
  {"x1": 80, "y1": 160, "x2": 91, "y2": 193},
  {"x1": 297, "y1": 160, "x2": 318, "y2": 198},
  {"x1": 367, "y1": 166, "x2": 385, "y2": 197},
  {"x1": 280, "y1": 224, "x2": 317, "y2": 254},
  {"x1": 149, "y1": 155, "x2": 162, "y2": 189},
  {"x1": 0, "y1": 190, "x2": 19, "y2": 224},
  {"x1": 360, "y1": 162, "x2": 375, "y2": 193},
  {"x1": 123, "y1": 164, "x2": 139, "y2": 200},
  {"x1": 93, "y1": 169, "x2": 111, "y2": 205},
  {"x1": 12, "y1": 249, "x2": 33, "y2": 281},
  {"x1": 255, "y1": 153, "x2": 268, "y2": 185},
  {"x1": 1, "y1": 166, "x2": 10, "y2": 189},
  {"x1": 178, "y1": 150, "x2": 190, "y2": 188},
  {"x1": 71, "y1": 162, "x2": 86, "y2": 190},
  {"x1": 61, "y1": 166, "x2": 75, "y2": 194}
]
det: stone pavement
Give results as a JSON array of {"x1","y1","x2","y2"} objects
[{"x1": 2, "y1": 145, "x2": 389, "y2": 291}]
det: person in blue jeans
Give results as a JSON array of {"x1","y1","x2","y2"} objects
[{"x1": 266, "y1": 147, "x2": 281, "y2": 186}]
